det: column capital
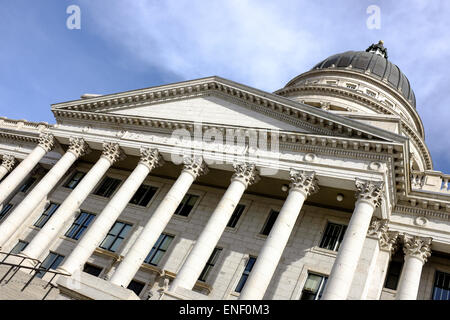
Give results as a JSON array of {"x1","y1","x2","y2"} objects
[
  {"x1": 289, "y1": 169, "x2": 319, "y2": 197},
  {"x1": 355, "y1": 179, "x2": 384, "y2": 208},
  {"x1": 101, "y1": 142, "x2": 126, "y2": 164},
  {"x1": 401, "y1": 234, "x2": 432, "y2": 263},
  {"x1": 367, "y1": 217, "x2": 399, "y2": 252},
  {"x1": 231, "y1": 162, "x2": 260, "y2": 188},
  {"x1": 1, "y1": 154, "x2": 16, "y2": 171},
  {"x1": 68, "y1": 137, "x2": 91, "y2": 158},
  {"x1": 139, "y1": 148, "x2": 164, "y2": 171},
  {"x1": 182, "y1": 155, "x2": 209, "y2": 178},
  {"x1": 380, "y1": 231, "x2": 399, "y2": 253},
  {"x1": 38, "y1": 133, "x2": 55, "y2": 152}
]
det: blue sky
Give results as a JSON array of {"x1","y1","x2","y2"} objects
[{"x1": 0, "y1": 0, "x2": 449, "y2": 172}]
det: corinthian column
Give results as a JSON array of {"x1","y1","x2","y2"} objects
[
  {"x1": 109, "y1": 155, "x2": 208, "y2": 287},
  {"x1": 20, "y1": 142, "x2": 125, "y2": 264},
  {"x1": 58, "y1": 148, "x2": 164, "y2": 276},
  {"x1": 240, "y1": 170, "x2": 318, "y2": 300},
  {"x1": 170, "y1": 162, "x2": 260, "y2": 292},
  {"x1": 0, "y1": 138, "x2": 90, "y2": 248},
  {"x1": 322, "y1": 179, "x2": 384, "y2": 300},
  {"x1": 0, "y1": 133, "x2": 54, "y2": 205},
  {"x1": 0, "y1": 155, "x2": 16, "y2": 181},
  {"x1": 395, "y1": 234, "x2": 432, "y2": 300}
]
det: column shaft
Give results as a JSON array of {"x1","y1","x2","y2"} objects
[
  {"x1": 395, "y1": 256, "x2": 424, "y2": 300},
  {"x1": 0, "y1": 166, "x2": 8, "y2": 181}
]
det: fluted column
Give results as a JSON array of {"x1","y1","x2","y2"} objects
[
  {"x1": 0, "y1": 138, "x2": 90, "y2": 248},
  {"x1": 170, "y1": 162, "x2": 260, "y2": 292},
  {"x1": 20, "y1": 142, "x2": 125, "y2": 264},
  {"x1": 0, "y1": 133, "x2": 54, "y2": 205},
  {"x1": 395, "y1": 234, "x2": 432, "y2": 300},
  {"x1": 0, "y1": 155, "x2": 16, "y2": 181},
  {"x1": 109, "y1": 155, "x2": 208, "y2": 287},
  {"x1": 58, "y1": 148, "x2": 164, "y2": 276},
  {"x1": 240, "y1": 170, "x2": 318, "y2": 300},
  {"x1": 322, "y1": 179, "x2": 384, "y2": 300}
]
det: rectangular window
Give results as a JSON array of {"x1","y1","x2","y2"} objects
[
  {"x1": 36, "y1": 252, "x2": 64, "y2": 278},
  {"x1": 83, "y1": 263, "x2": 103, "y2": 277},
  {"x1": 129, "y1": 184, "x2": 158, "y2": 207},
  {"x1": 366, "y1": 89, "x2": 377, "y2": 97},
  {"x1": 65, "y1": 171, "x2": 85, "y2": 189},
  {"x1": 34, "y1": 202, "x2": 60, "y2": 228},
  {"x1": 94, "y1": 177, "x2": 121, "y2": 198},
  {"x1": 300, "y1": 273, "x2": 328, "y2": 300},
  {"x1": 99, "y1": 221, "x2": 132, "y2": 252},
  {"x1": 10, "y1": 240, "x2": 29, "y2": 254},
  {"x1": 260, "y1": 210, "x2": 279, "y2": 236},
  {"x1": 174, "y1": 194, "x2": 199, "y2": 217},
  {"x1": 432, "y1": 271, "x2": 450, "y2": 300},
  {"x1": 319, "y1": 222, "x2": 347, "y2": 251},
  {"x1": 65, "y1": 211, "x2": 96, "y2": 240},
  {"x1": 227, "y1": 204, "x2": 245, "y2": 228},
  {"x1": 144, "y1": 233, "x2": 174, "y2": 266},
  {"x1": 235, "y1": 256, "x2": 256, "y2": 293},
  {"x1": 0, "y1": 203, "x2": 13, "y2": 221},
  {"x1": 198, "y1": 247, "x2": 222, "y2": 282},
  {"x1": 19, "y1": 177, "x2": 36, "y2": 193},
  {"x1": 127, "y1": 280, "x2": 145, "y2": 296},
  {"x1": 384, "y1": 256, "x2": 404, "y2": 290},
  {"x1": 346, "y1": 83, "x2": 357, "y2": 90}
]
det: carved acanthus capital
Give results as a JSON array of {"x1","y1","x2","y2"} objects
[
  {"x1": 367, "y1": 217, "x2": 388, "y2": 238},
  {"x1": 231, "y1": 162, "x2": 260, "y2": 188},
  {"x1": 38, "y1": 133, "x2": 55, "y2": 152},
  {"x1": 1, "y1": 154, "x2": 16, "y2": 171},
  {"x1": 380, "y1": 231, "x2": 399, "y2": 253},
  {"x1": 355, "y1": 179, "x2": 384, "y2": 208},
  {"x1": 101, "y1": 142, "x2": 126, "y2": 164},
  {"x1": 139, "y1": 148, "x2": 164, "y2": 171},
  {"x1": 401, "y1": 234, "x2": 432, "y2": 263},
  {"x1": 68, "y1": 137, "x2": 91, "y2": 158},
  {"x1": 182, "y1": 155, "x2": 208, "y2": 178},
  {"x1": 289, "y1": 169, "x2": 319, "y2": 197}
]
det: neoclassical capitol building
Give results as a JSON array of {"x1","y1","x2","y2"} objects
[{"x1": 0, "y1": 42, "x2": 449, "y2": 300}]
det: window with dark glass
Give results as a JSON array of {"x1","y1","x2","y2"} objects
[
  {"x1": 144, "y1": 233, "x2": 174, "y2": 266},
  {"x1": 65, "y1": 171, "x2": 85, "y2": 189},
  {"x1": 19, "y1": 177, "x2": 36, "y2": 193},
  {"x1": 198, "y1": 247, "x2": 222, "y2": 282},
  {"x1": 260, "y1": 210, "x2": 279, "y2": 236},
  {"x1": 65, "y1": 211, "x2": 96, "y2": 240},
  {"x1": 34, "y1": 202, "x2": 60, "y2": 228},
  {"x1": 319, "y1": 222, "x2": 347, "y2": 251},
  {"x1": 432, "y1": 270, "x2": 450, "y2": 300},
  {"x1": 36, "y1": 252, "x2": 64, "y2": 278},
  {"x1": 0, "y1": 203, "x2": 13, "y2": 221},
  {"x1": 235, "y1": 256, "x2": 256, "y2": 293},
  {"x1": 129, "y1": 184, "x2": 158, "y2": 207},
  {"x1": 10, "y1": 240, "x2": 29, "y2": 254},
  {"x1": 94, "y1": 177, "x2": 121, "y2": 198},
  {"x1": 227, "y1": 204, "x2": 245, "y2": 228},
  {"x1": 127, "y1": 280, "x2": 145, "y2": 296},
  {"x1": 174, "y1": 194, "x2": 199, "y2": 217},
  {"x1": 99, "y1": 221, "x2": 132, "y2": 252},
  {"x1": 300, "y1": 273, "x2": 328, "y2": 300},
  {"x1": 384, "y1": 249, "x2": 404, "y2": 290},
  {"x1": 83, "y1": 263, "x2": 103, "y2": 277}
]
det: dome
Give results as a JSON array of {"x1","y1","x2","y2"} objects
[{"x1": 306, "y1": 41, "x2": 416, "y2": 108}]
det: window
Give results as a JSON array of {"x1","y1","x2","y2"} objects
[
  {"x1": 129, "y1": 184, "x2": 158, "y2": 207},
  {"x1": 19, "y1": 177, "x2": 36, "y2": 193},
  {"x1": 10, "y1": 240, "x2": 29, "y2": 254},
  {"x1": 319, "y1": 222, "x2": 347, "y2": 251},
  {"x1": 199, "y1": 247, "x2": 222, "y2": 282},
  {"x1": 99, "y1": 221, "x2": 132, "y2": 252},
  {"x1": 65, "y1": 171, "x2": 85, "y2": 189},
  {"x1": 326, "y1": 80, "x2": 337, "y2": 85},
  {"x1": 260, "y1": 210, "x2": 279, "y2": 236},
  {"x1": 432, "y1": 271, "x2": 450, "y2": 300},
  {"x1": 83, "y1": 263, "x2": 103, "y2": 277},
  {"x1": 235, "y1": 256, "x2": 256, "y2": 293},
  {"x1": 384, "y1": 250, "x2": 404, "y2": 290},
  {"x1": 94, "y1": 177, "x2": 121, "y2": 198},
  {"x1": 346, "y1": 83, "x2": 357, "y2": 90},
  {"x1": 34, "y1": 202, "x2": 60, "y2": 228},
  {"x1": 127, "y1": 280, "x2": 145, "y2": 296},
  {"x1": 0, "y1": 203, "x2": 13, "y2": 221},
  {"x1": 144, "y1": 233, "x2": 174, "y2": 266},
  {"x1": 65, "y1": 211, "x2": 96, "y2": 240},
  {"x1": 227, "y1": 204, "x2": 245, "y2": 228},
  {"x1": 366, "y1": 89, "x2": 377, "y2": 97},
  {"x1": 174, "y1": 194, "x2": 199, "y2": 217},
  {"x1": 36, "y1": 252, "x2": 64, "y2": 278},
  {"x1": 300, "y1": 273, "x2": 328, "y2": 300}
]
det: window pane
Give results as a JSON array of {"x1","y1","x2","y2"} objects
[
  {"x1": 83, "y1": 264, "x2": 102, "y2": 277},
  {"x1": 432, "y1": 271, "x2": 450, "y2": 300},
  {"x1": 109, "y1": 222, "x2": 124, "y2": 236},
  {"x1": 301, "y1": 273, "x2": 328, "y2": 300},
  {"x1": 261, "y1": 210, "x2": 279, "y2": 236},
  {"x1": 159, "y1": 236, "x2": 173, "y2": 250},
  {"x1": 235, "y1": 257, "x2": 256, "y2": 293},
  {"x1": 227, "y1": 204, "x2": 245, "y2": 228},
  {"x1": 10, "y1": 240, "x2": 28, "y2": 254},
  {"x1": 127, "y1": 280, "x2": 145, "y2": 296},
  {"x1": 139, "y1": 187, "x2": 157, "y2": 206},
  {"x1": 20, "y1": 177, "x2": 36, "y2": 193},
  {"x1": 100, "y1": 235, "x2": 115, "y2": 250},
  {"x1": 109, "y1": 238, "x2": 123, "y2": 252},
  {"x1": 0, "y1": 203, "x2": 14, "y2": 220}
]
